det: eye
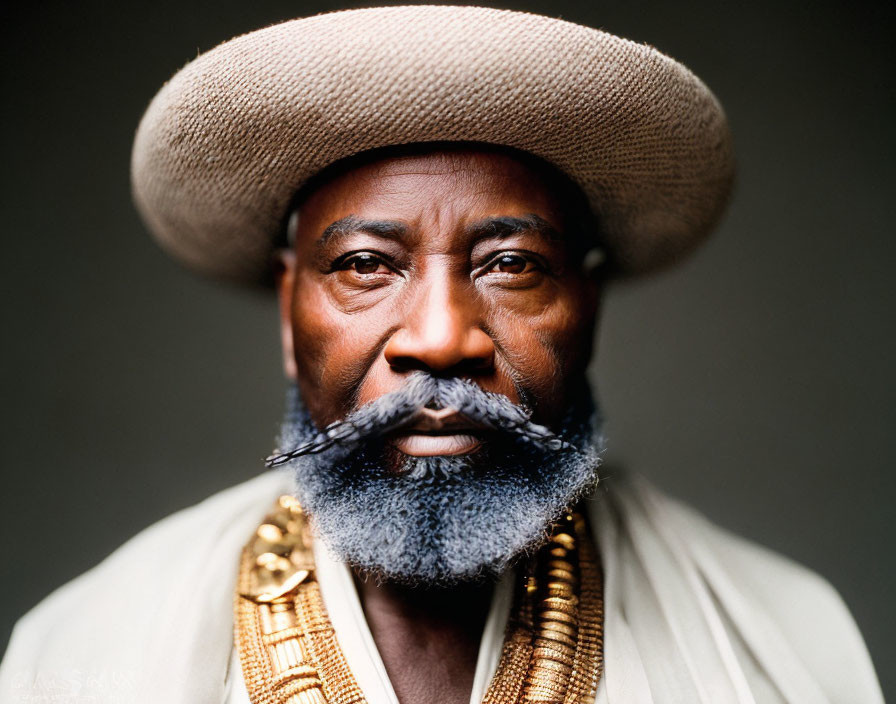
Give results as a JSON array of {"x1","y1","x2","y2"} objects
[
  {"x1": 484, "y1": 253, "x2": 542, "y2": 276},
  {"x1": 335, "y1": 252, "x2": 394, "y2": 276}
]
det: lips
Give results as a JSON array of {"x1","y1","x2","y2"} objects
[{"x1": 389, "y1": 407, "x2": 487, "y2": 456}]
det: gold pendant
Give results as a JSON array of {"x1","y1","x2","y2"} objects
[{"x1": 235, "y1": 497, "x2": 603, "y2": 704}]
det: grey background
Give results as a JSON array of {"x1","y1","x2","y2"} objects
[{"x1": 2, "y1": 0, "x2": 893, "y2": 697}]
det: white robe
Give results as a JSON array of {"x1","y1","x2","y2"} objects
[{"x1": 0, "y1": 470, "x2": 883, "y2": 703}]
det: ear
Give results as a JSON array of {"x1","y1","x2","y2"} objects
[
  {"x1": 275, "y1": 249, "x2": 298, "y2": 380},
  {"x1": 581, "y1": 247, "x2": 606, "y2": 279},
  {"x1": 581, "y1": 247, "x2": 606, "y2": 311}
]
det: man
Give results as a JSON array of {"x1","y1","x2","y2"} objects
[{"x1": 0, "y1": 6, "x2": 883, "y2": 704}]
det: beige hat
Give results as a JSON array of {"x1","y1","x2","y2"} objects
[{"x1": 131, "y1": 5, "x2": 734, "y2": 284}]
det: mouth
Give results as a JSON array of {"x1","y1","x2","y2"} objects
[{"x1": 388, "y1": 407, "x2": 487, "y2": 457}]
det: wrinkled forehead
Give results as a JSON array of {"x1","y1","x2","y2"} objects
[{"x1": 284, "y1": 143, "x2": 597, "y2": 249}]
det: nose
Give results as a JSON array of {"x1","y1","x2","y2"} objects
[{"x1": 383, "y1": 276, "x2": 495, "y2": 374}]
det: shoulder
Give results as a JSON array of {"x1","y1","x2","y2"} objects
[
  {"x1": 0, "y1": 471, "x2": 292, "y2": 703},
  {"x1": 617, "y1": 476, "x2": 883, "y2": 703}
]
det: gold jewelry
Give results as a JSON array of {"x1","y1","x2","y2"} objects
[{"x1": 235, "y1": 496, "x2": 603, "y2": 704}]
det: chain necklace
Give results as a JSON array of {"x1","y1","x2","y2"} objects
[{"x1": 235, "y1": 495, "x2": 604, "y2": 704}]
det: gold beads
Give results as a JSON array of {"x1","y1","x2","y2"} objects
[
  {"x1": 485, "y1": 512, "x2": 604, "y2": 704},
  {"x1": 523, "y1": 516, "x2": 580, "y2": 703}
]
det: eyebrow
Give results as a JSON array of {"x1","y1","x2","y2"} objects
[
  {"x1": 316, "y1": 216, "x2": 408, "y2": 248},
  {"x1": 464, "y1": 214, "x2": 562, "y2": 243},
  {"x1": 314, "y1": 213, "x2": 562, "y2": 249}
]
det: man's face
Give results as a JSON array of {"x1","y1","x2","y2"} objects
[
  {"x1": 277, "y1": 147, "x2": 601, "y2": 444},
  {"x1": 274, "y1": 146, "x2": 605, "y2": 583}
]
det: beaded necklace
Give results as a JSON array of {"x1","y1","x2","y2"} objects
[{"x1": 235, "y1": 495, "x2": 603, "y2": 704}]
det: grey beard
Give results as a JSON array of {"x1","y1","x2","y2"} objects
[{"x1": 273, "y1": 373, "x2": 605, "y2": 586}]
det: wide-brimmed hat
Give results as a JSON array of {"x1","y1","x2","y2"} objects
[{"x1": 131, "y1": 5, "x2": 734, "y2": 285}]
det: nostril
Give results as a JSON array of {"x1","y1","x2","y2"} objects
[{"x1": 386, "y1": 354, "x2": 432, "y2": 374}]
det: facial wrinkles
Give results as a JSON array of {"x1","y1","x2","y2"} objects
[
  {"x1": 286, "y1": 149, "x2": 597, "y2": 430},
  {"x1": 480, "y1": 283, "x2": 592, "y2": 418},
  {"x1": 355, "y1": 255, "x2": 512, "y2": 408}
]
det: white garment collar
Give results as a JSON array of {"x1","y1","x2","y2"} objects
[{"x1": 2, "y1": 471, "x2": 883, "y2": 704}]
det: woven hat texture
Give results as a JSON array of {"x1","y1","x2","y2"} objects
[{"x1": 131, "y1": 5, "x2": 735, "y2": 283}]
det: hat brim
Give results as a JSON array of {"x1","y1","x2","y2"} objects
[{"x1": 131, "y1": 5, "x2": 734, "y2": 284}]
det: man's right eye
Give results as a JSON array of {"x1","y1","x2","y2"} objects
[{"x1": 333, "y1": 252, "x2": 394, "y2": 277}]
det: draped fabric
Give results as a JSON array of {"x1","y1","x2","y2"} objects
[
  {"x1": 591, "y1": 478, "x2": 882, "y2": 704},
  {"x1": 1, "y1": 471, "x2": 883, "y2": 703}
]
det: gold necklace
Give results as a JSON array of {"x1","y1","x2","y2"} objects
[{"x1": 235, "y1": 495, "x2": 604, "y2": 704}]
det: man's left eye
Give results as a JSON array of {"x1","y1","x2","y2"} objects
[{"x1": 484, "y1": 253, "x2": 541, "y2": 275}]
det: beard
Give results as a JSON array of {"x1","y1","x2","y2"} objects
[{"x1": 271, "y1": 373, "x2": 604, "y2": 586}]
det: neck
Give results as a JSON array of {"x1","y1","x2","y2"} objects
[{"x1": 354, "y1": 573, "x2": 494, "y2": 704}]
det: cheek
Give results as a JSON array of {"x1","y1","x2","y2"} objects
[
  {"x1": 290, "y1": 274, "x2": 396, "y2": 424},
  {"x1": 484, "y1": 284, "x2": 595, "y2": 418}
]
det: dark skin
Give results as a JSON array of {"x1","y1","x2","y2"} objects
[{"x1": 276, "y1": 147, "x2": 602, "y2": 704}]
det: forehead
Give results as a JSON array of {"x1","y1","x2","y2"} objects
[{"x1": 291, "y1": 147, "x2": 576, "y2": 240}]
